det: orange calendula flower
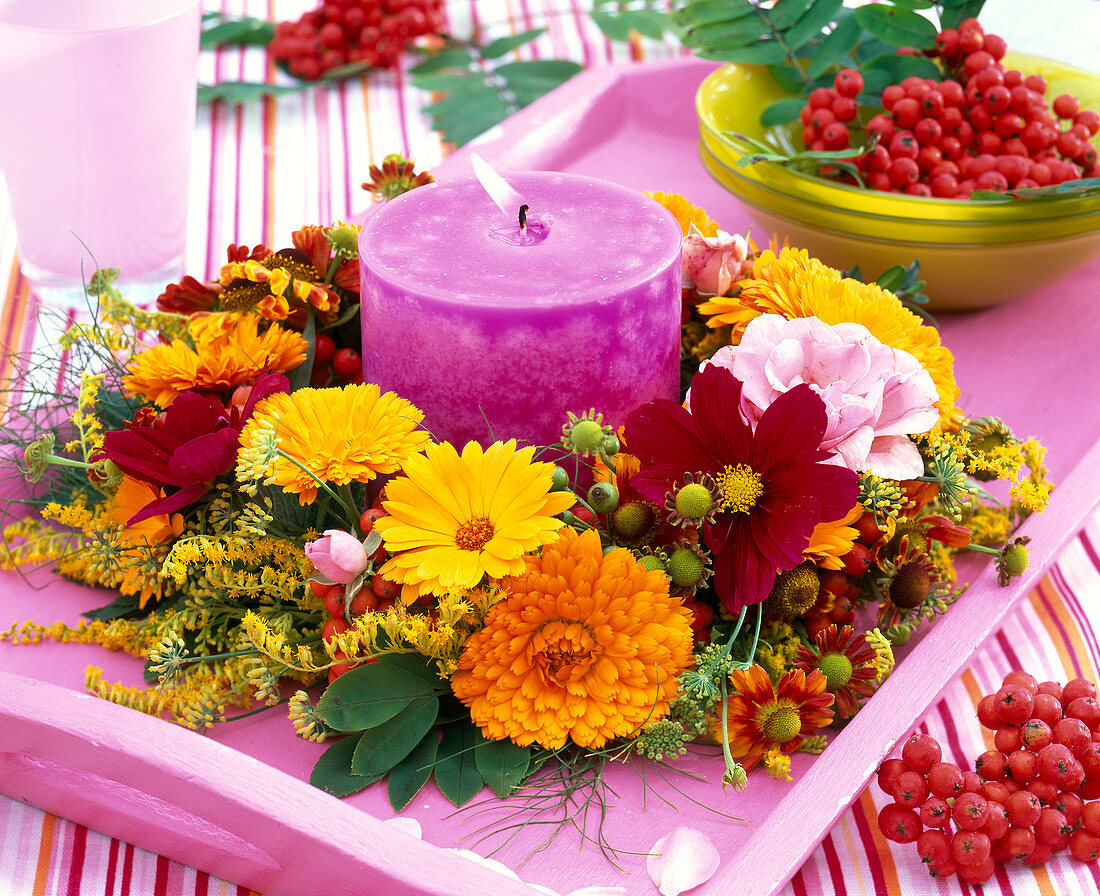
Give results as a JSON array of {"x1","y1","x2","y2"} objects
[
  {"x1": 238, "y1": 383, "x2": 430, "y2": 504},
  {"x1": 452, "y1": 527, "x2": 695, "y2": 749},
  {"x1": 714, "y1": 664, "x2": 834, "y2": 769},
  {"x1": 376, "y1": 439, "x2": 575, "y2": 600},
  {"x1": 124, "y1": 313, "x2": 307, "y2": 407},
  {"x1": 803, "y1": 503, "x2": 863, "y2": 570},
  {"x1": 104, "y1": 475, "x2": 185, "y2": 607},
  {"x1": 698, "y1": 247, "x2": 961, "y2": 431},
  {"x1": 645, "y1": 191, "x2": 720, "y2": 238}
]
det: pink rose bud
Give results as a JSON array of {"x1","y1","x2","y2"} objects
[
  {"x1": 682, "y1": 229, "x2": 751, "y2": 296},
  {"x1": 304, "y1": 528, "x2": 369, "y2": 584}
]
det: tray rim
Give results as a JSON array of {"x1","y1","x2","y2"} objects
[{"x1": 3, "y1": 55, "x2": 1100, "y2": 896}]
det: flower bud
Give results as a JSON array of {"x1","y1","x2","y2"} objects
[{"x1": 305, "y1": 528, "x2": 370, "y2": 584}]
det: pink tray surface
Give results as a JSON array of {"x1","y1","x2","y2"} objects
[{"x1": 2, "y1": 58, "x2": 1100, "y2": 896}]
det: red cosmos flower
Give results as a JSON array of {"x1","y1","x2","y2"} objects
[
  {"x1": 624, "y1": 364, "x2": 859, "y2": 614},
  {"x1": 97, "y1": 372, "x2": 288, "y2": 524}
]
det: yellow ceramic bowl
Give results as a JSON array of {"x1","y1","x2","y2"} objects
[{"x1": 697, "y1": 53, "x2": 1100, "y2": 310}]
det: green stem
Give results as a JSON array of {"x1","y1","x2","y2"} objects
[
  {"x1": 43, "y1": 453, "x2": 93, "y2": 471},
  {"x1": 221, "y1": 693, "x2": 293, "y2": 723},
  {"x1": 339, "y1": 483, "x2": 360, "y2": 532},
  {"x1": 962, "y1": 543, "x2": 1001, "y2": 557},
  {"x1": 274, "y1": 448, "x2": 357, "y2": 521}
]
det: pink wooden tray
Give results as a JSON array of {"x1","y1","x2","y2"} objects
[{"x1": 3, "y1": 57, "x2": 1100, "y2": 896}]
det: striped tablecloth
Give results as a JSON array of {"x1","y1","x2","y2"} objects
[{"x1": 1, "y1": 1, "x2": 1098, "y2": 894}]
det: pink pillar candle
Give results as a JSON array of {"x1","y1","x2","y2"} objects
[{"x1": 358, "y1": 172, "x2": 682, "y2": 449}]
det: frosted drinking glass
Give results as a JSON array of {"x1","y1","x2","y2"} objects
[{"x1": 0, "y1": 0, "x2": 202, "y2": 303}]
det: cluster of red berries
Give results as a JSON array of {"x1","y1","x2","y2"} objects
[
  {"x1": 799, "y1": 18, "x2": 1100, "y2": 198},
  {"x1": 310, "y1": 507, "x2": 401, "y2": 683},
  {"x1": 802, "y1": 511, "x2": 881, "y2": 638},
  {"x1": 270, "y1": 0, "x2": 446, "y2": 81},
  {"x1": 309, "y1": 332, "x2": 365, "y2": 388},
  {"x1": 877, "y1": 672, "x2": 1100, "y2": 884}
]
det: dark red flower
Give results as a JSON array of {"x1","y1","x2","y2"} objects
[
  {"x1": 97, "y1": 371, "x2": 288, "y2": 524},
  {"x1": 624, "y1": 364, "x2": 859, "y2": 614}
]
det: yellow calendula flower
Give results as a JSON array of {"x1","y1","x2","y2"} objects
[
  {"x1": 698, "y1": 247, "x2": 961, "y2": 431},
  {"x1": 376, "y1": 439, "x2": 575, "y2": 600},
  {"x1": 452, "y1": 528, "x2": 695, "y2": 749},
  {"x1": 123, "y1": 312, "x2": 306, "y2": 407},
  {"x1": 237, "y1": 383, "x2": 430, "y2": 504}
]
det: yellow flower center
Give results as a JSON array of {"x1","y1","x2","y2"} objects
[
  {"x1": 529, "y1": 619, "x2": 598, "y2": 685},
  {"x1": 454, "y1": 516, "x2": 495, "y2": 552},
  {"x1": 715, "y1": 463, "x2": 764, "y2": 513},
  {"x1": 759, "y1": 703, "x2": 801, "y2": 744},
  {"x1": 818, "y1": 652, "x2": 853, "y2": 690}
]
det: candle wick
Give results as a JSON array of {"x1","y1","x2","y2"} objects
[{"x1": 519, "y1": 204, "x2": 529, "y2": 234}]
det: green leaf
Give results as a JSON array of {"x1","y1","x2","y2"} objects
[
  {"x1": 315, "y1": 662, "x2": 437, "y2": 732},
  {"x1": 680, "y1": 17, "x2": 770, "y2": 51},
  {"x1": 198, "y1": 81, "x2": 306, "y2": 105},
  {"x1": 699, "y1": 40, "x2": 789, "y2": 65},
  {"x1": 768, "y1": 0, "x2": 813, "y2": 30},
  {"x1": 874, "y1": 264, "x2": 907, "y2": 291},
  {"x1": 671, "y1": 0, "x2": 757, "y2": 28},
  {"x1": 853, "y1": 5, "x2": 937, "y2": 49},
  {"x1": 409, "y1": 48, "x2": 475, "y2": 74},
  {"x1": 377, "y1": 651, "x2": 443, "y2": 684},
  {"x1": 939, "y1": 0, "x2": 985, "y2": 29},
  {"x1": 434, "y1": 722, "x2": 485, "y2": 807},
  {"x1": 351, "y1": 696, "x2": 439, "y2": 777},
  {"x1": 387, "y1": 729, "x2": 439, "y2": 811},
  {"x1": 859, "y1": 52, "x2": 942, "y2": 83},
  {"x1": 766, "y1": 64, "x2": 806, "y2": 94},
  {"x1": 83, "y1": 592, "x2": 141, "y2": 621},
  {"x1": 782, "y1": 0, "x2": 843, "y2": 52},
  {"x1": 481, "y1": 28, "x2": 545, "y2": 59},
  {"x1": 435, "y1": 691, "x2": 472, "y2": 725},
  {"x1": 592, "y1": 9, "x2": 668, "y2": 41},
  {"x1": 288, "y1": 308, "x2": 316, "y2": 392},
  {"x1": 201, "y1": 16, "x2": 275, "y2": 50},
  {"x1": 474, "y1": 740, "x2": 532, "y2": 798},
  {"x1": 498, "y1": 60, "x2": 583, "y2": 106},
  {"x1": 760, "y1": 96, "x2": 807, "y2": 127},
  {"x1": 310, "y1": 734, "x2": 382, "y2": 797},
  {"x1": 805, "y1": 13, "x2": 862, "y2": 79},
  {"x1": 410, "y1": 72, "x2": 480, "y2": 93}
]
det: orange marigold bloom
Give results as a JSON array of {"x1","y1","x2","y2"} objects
[
  {"x1": 713, "y1": 664, "x2": 834, "y2": 769},
  {"x1": 453, "y1": 528, "x2": 695, "y2": 749},
  {"x1": 123, "y1": 313, "x2": 307, "y2": 407}
]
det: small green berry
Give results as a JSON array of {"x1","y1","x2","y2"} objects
[
  {"x1": 601, "y1": 433, "x2": 620, "y2": 457},
  {"x1": 550, "y1": 465, "x2": 570, "y2": 492},
  {"x1": 587, "y1": 482, "x2": 619, "y2": 514}
]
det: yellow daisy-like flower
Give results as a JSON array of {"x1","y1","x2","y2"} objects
[
  {"x1": 452, "y1": 527, "x2": 695, "y2": 749},
  {"x1": 803, "y1": 503, "x2": 863, "y2": 570},
  {"x1": 645, "y1": 191, "x2": 719, "y2": 238},
  {"x1": 238, "y1": 383, "x2": 431, "y2": 504},
  {"x1": 698, "y1": 247, "x2": 961, "y2": 430},
  {"x1": 376, "y1": 439, "x2": 575, "y2": 600},
  {"x1": 124, "y1": 313, "x2": 307, "y2": 407}
]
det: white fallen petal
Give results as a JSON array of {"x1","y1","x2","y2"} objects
[
  {"x1": 647, "y1": 828, "x2": 720, "y2": 896},
  {"x1": 382, "y1": 817, "x2": 423, "y2": 840}
]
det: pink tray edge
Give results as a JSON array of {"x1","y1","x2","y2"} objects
[{"x1": 2, "y1": 56, "x2": 1099, "y2": 896}]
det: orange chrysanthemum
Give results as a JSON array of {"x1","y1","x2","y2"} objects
[
  {"x1": 104, "y1": 475, "x2": 185, "y2": 607},
  {"x1": 713, "y1": 664, "x2": 834, "y2": 769},
  {"x1": 645, "y1": 191, "x2": 719, "y2": 238},
  {"x1": 123, "y1": 313, "x2": 306, "y2": 407},
  {"x1": 698, "y1": 247, "x2": 961, "y2": 430},
  {"x1": 453, "y1": 527, "x2": 695, "y2": 749},
  {"x1": 238, "y1": 383, "x2": 431, "y2": 504}
]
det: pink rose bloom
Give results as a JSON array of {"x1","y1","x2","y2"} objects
[
  {"x1": 305, "y1": 528, "x2": 370, "y2": 584},
  {"x1": 682, "y1": 229, "x2": 752, "y2": 296},
  {"x1": 702, "y1": 314, "x2": 938, "y2": 478}
]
